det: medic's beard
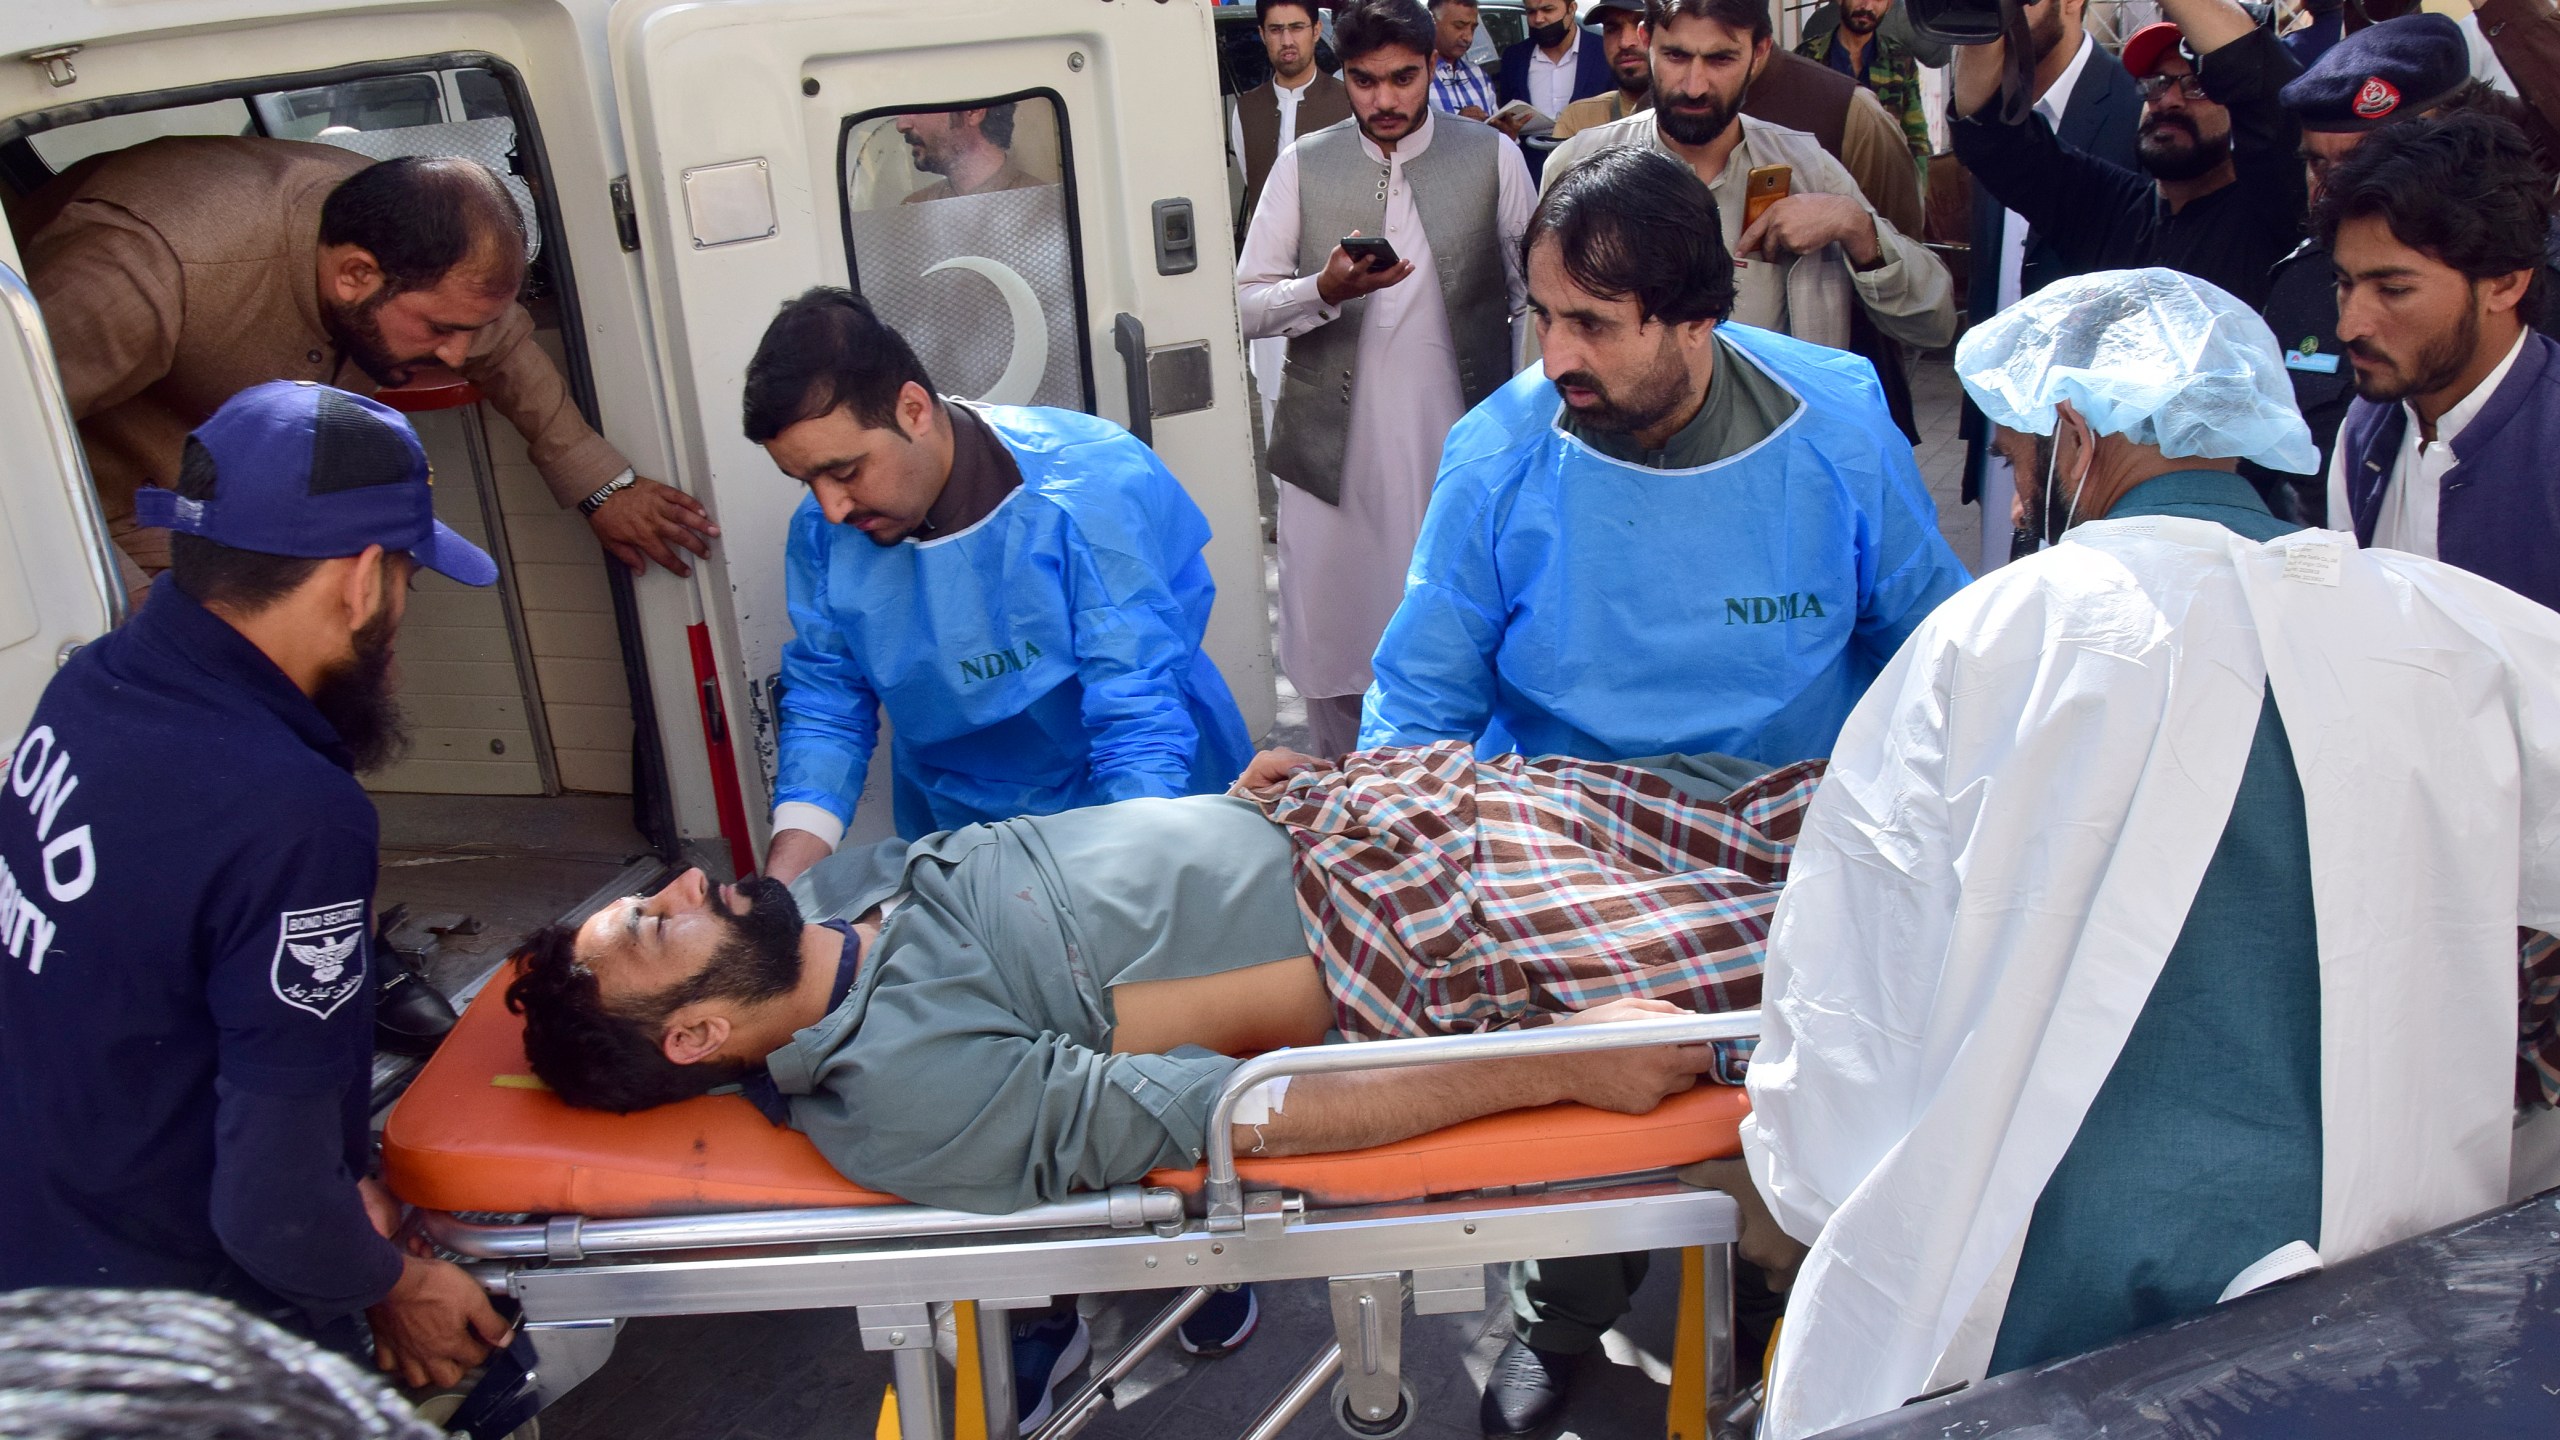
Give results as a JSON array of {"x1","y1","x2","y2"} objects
[{"x1": 1553, "y1": 349, "x2": 1692, "y2": 438}]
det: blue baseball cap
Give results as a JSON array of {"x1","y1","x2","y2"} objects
[{"x1": 133, "y1": 381, "x2": 497, "y2": 587}]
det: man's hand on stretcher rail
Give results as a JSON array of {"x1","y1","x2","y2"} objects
[{"x1": 1234, "y1": 998, "x2": 1722, "y2": 1158}]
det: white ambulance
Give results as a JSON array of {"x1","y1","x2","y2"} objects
[{"x1": 0, "y1": 0, "x2": 1273, "y2": 884}]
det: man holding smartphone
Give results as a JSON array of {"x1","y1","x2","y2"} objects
[
  {"x1": 1543, "y1": 0, "x2": 1956, "y2": 357},
  {"x1": 1236, "y1": 0, "x2": 1533, "y2": 758}
]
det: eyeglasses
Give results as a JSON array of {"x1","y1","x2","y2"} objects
[{"x1": 2135, "y1": 72, "x2": 2209, "y2": 102}]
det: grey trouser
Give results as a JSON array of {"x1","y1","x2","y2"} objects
[{"x1": 1507, "y1": 1253, "x2": 1647, "y2": 1355}]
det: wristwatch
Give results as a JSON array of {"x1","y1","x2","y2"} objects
[{"x1": 579, "y1": 471, "x2": 637, "y2": 516}]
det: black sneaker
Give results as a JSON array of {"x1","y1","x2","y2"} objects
[
  {"x1": 1479, "y1": 1337, "x2": 1575, "y2": 1440},
  {"x1": 1013, "y1": 1309, "x2": 1091, "y2": 1430},
  {"x1": 1177, "y1": 1283, "x2": 1259, "y2": 1358},
  {"x1": 371, "y1": 909, "x2": 457, "y2": 1057}
]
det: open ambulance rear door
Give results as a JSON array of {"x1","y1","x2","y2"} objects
[
  {"x1": 0, "y1": 260, "x2": 122, "y2": 743},
  {"x1": 609, "y1": 0, "x2": 1273, "y2": 855}
]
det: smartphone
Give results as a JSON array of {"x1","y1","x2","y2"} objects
[
  {"x1": 1340, "y1": 235, "x2": 1401, "y2": 272},
  {"x1": 1744, "y1": 165, "x2": 1792, "y2": 228}
]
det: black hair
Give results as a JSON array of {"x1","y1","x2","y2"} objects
[
  {"x1": 1522, "y1": 145, "x2": 1737, "y2": 324},
  {"x1": 0, "y1": 1288, "x2": 441, "y2": 1439},
  {"x1": 1427, "y1": 0, "x2": 1481, "y2": 10},
  {"x1": 317, "y1": 156, "x2": 527, "y2": 298},
  {"x1": 1259, "y1": 0, "x2": 1323, "y2": 23},
  {"x1": 167, "y1": 438, "x2": 325, "y2": 613},
  {"x1": 2429, "y1": 81, "x2": 2558, "y2": 180},
  {"x1": 1333, "y1": 0, "x2": 1438, "y2": 66},
  {"x1": 1647, "y1": 0, "x2": 1772, "y2": 42},
  {"x1": 979, "y1": 100, "x2": 1018, "y2": 151},
  {"x1": 506, "y1": 924, "x2": 746, "y2": 1114},
  {"x1": 741, "y1": 287, "x2": 937, "y2": 443},
  {"x1": 2314, "y1": 111, "x2": 2551, "y2": 316}
]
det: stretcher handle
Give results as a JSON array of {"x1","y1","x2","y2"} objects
[{"x1": 1202, "y1": 1010, "x2": 1762, "y2": 1228}]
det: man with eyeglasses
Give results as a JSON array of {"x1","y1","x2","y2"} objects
[{"x1": 1950, "y1": 0, "x2": 2306, "y2": 312}]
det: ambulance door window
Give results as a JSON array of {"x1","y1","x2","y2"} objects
[
  {"x1": 838, "y1": 94, "x2": 1092, "y2": 413},
  {"x1": 252, "y1": 75, "x2": 446, "y2": 139}
]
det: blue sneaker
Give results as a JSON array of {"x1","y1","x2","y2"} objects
[
  {"x1": 1177, "y1": 1283, "x2": 1259, "y2": 1358},
  {"x1": 1013, "y1": 1309, "x2": 1091, "y2": 1429}
]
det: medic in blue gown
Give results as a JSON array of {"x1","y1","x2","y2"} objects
[
  {"x1": 745, "y1": 289, "x2": 1253, "y2": 881},
  {"x1": 1363, "y1": 147, "x2": 1971, "y2": 769}
]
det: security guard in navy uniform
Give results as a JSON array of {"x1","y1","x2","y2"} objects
[
  {"x1": 2260, "y1": 14, "x2": 2560, "y2": 522},
  {"x1": 0, "y1": 382, "x2": 507, "y2": 1390}
]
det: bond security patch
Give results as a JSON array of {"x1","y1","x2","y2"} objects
[
  {"x1": 2354, "y1": 76, "x2": 2401, "y2": 120},
  {"x1": 272, "y1": 901, "x2": 367, "y2": 1018}
]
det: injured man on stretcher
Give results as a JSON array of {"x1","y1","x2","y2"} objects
[{"x1": 507, "y1": 741, "x2": 1817, "y2": 1213}]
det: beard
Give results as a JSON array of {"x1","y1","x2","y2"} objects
[
  {"x1": 1358, "y1": 103, "x2": 1419, "y2": 145},
  {"x1": 2347, "y1": 304, "x2": 2481, "y2": 404},
  {"x1": 905, "y1": 131, "x2": 953, "y2": 177},
  {"x1": 2028, "y1": 1, "x2": 2069, "y2": 61},
  {"x1": 2028, "y1": 432, "x2": 2081, "y2": 539},
  {"x1": 321, "y1": 290, "x2": 420, "y2": 389},
  {"x1": 683, "y1": 875, "x2": 808, "y2": 1009},
  {"x1": 1843, "y1": 8, "x2": 1882, "y2": 32},
  {"x1": 2136, "y1": 112, "x2": 2231, "y2": 181},
  {"x1": 313, "y1": 602, "x2": 409, "y2": 774},
  {"x1": 1554, "y1": 337, "x2": 1695, "y2": 438},
  {"x1": 1656, "y1": 81, "x2": 1745, "y2": 145}
]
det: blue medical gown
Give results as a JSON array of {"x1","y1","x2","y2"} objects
[
  {"x1": 776, "y1": 405, "x2": 1254, "y2": 839},
  {"x1": 1362, "y1": 324, "x2": 1970, "y2": 766}
]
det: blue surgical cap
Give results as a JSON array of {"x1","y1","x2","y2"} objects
[{"x1": 1954, "y1": 267, "x2": 2322, "y2": 475}]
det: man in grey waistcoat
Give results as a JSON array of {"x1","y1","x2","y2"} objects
[{"x1": 1237, "y1": 0, "x2": 1533, "y2": 758}]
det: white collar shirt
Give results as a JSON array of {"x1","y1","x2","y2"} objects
[
  {"x1": 2323, "y1": 326, "x2": 2529, "y2": 558},
  {"x1": 1995, "y1": 34, "x2": 2094, "y2": 311},
  {"x1": 1527, "y1": 27, "x2": 1584, "y2": 118}
]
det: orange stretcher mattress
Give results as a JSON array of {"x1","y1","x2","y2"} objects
[{"x1": 382, "y1": 963, "x2": 1750, "y2": 1219}]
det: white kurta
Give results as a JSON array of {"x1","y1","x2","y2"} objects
[
  {"x1": 1232, "y1": 75, "x2": 1320, "y2": 434},
  {"x1": 1742, "y1": 517, "x2": 2560, "y2": 1440},
  {"x1": 2323, "y1": 326, "x2": 2529, "y2": 561},
  {"x1": 1236, "y1": 113, "x2": 1532, "y2": 700}
]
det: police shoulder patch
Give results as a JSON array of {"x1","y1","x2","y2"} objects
[{"x1": 271, "y1": 900, "x2": 367, "y2": 1019}]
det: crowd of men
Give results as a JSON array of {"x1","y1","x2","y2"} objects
[{"x1": 12, "y1": 0, "x2": 2560, "y2": 1436}]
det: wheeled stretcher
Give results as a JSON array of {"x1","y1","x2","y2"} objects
[{"x1": 382, "y1": 969, "x2": 1761, "y2": 1439}]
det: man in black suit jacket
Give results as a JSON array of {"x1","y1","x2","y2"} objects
[
  {"x1": 1958, "y1": 0, "x2": 2140, "y2": 563},
  {"x1": 1498, "y1": 0, "x2": 1618, "y2": 176}
]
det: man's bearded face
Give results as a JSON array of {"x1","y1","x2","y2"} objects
[
  {"x1": 1842, "y1": 0, "x2": 1889, "y2": 35},
  {"x1": 1652, "y1": 20, "x2": 1761, "y2": 148},
  {"x1": 2135, "y1": 63, "x2": 2233, "y2": 182},
  {"x1": 2345, "y1": 281, "x2": 2486, "y2": 403},
  {"x1": 688, "y1": 874, "x2": 807, "y2": 1007},
  {"x1": 322, "y1": 289, "x2": 422, "y2": 389}
]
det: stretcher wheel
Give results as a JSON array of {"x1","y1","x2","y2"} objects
[{"x1": 1331, "y1": 1378, "x2": 1417, "y2": 1438}]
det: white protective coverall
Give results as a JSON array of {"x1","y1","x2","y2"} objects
[{"x1": 1742, "y1": 516, "x2": 2560, "y2": 1439}]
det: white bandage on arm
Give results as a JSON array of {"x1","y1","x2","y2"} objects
[
  {"x1": 1229, "y1": 1075, "x2": 1293, "y2": 1126},
  {"x1": 771, "y1": 802, "x2": 846, "y2": 853}
]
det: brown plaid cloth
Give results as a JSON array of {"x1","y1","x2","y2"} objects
[{"x1": 1244, "y1": 741, "x2": 1827, "y2": 1082}]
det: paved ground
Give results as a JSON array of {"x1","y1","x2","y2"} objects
[
  {"x1": 539, "y1": 1252, "x2": 1692, "y2": 1440},
  {"x1": 373, "y1": 791, "x2": 651, "y2": 995}
]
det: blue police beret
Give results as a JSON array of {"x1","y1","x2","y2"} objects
[{"x1": 2280, "y1": 13, "x2": 2472, "y2": 132}]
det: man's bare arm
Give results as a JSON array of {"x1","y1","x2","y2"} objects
[{"x1": 1237, "y1": 999, "x2": 1721, "y2": 1158}]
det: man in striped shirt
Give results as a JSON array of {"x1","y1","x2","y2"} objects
[{"x1": 1431, "y1": 0, "x2": 1501, "y2": 117}]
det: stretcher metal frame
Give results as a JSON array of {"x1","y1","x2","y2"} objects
[{"x1": 420, "y1": 1012, "x2": 1759, "y2": 1440}]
